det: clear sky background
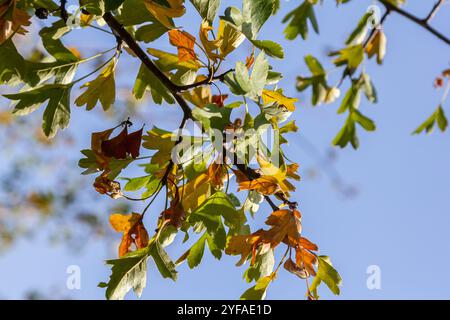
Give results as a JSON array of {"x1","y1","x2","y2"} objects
[{"x1": 1, "y1": 0, "x2": 450, "y2": 300}]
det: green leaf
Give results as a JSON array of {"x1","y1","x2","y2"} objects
[
  {"x1": 123, "y1": 175, "x2": 152, "y2": 191},
  {"x1": 352, "y1": 109, "x2": 376, "y2": 131},
  {"x1": 345, "y1": 13, "x2": 371, "y2": 45},
  {"x1": 189, "y1": 192, "x2": 238, "y2": 231},
  {"x1": 309, "y1": 256, "x2": 342, "y2": 296},
  {"x1": 133, "y1": 63, "x2": 175, "y2": 104},
  {"x1": 338, "y1": 83, "x2": 361, "y2": 114},
  {"x1": 135, "y1": 23, "x2": 168, "y2": 43},
  {"x1": 192, "y1": 103, "x2": 232, "y2": 131},
  {"x1": 331, "y1": 44, "x2": 364, "y2": 70},
  {"x1": 413, "y1": 105, "x2": 448, "y2": 135},
  {"x1": 39, "y1": 20, "x2": 79, "y2": 63},
  {"x1": 333, "y1": 116, "x2": 359, "y2": 149},
  {"x1": 117, "y1": 0, "x2": 155, "y2": 26},
  {"x1": 240, "y1": 275, "x2": 273, "y2": 300},
  {"x1": 221, "y1": 0, "x2": 276, "y2": 40},
  {"x1": 101, "y1": 241, "x2": 177, "y2": 300},
  {"x1": 75, "y1": 59, "x2": 116, "y2": 111},
  {"x1": 187, "y1": 233, "x2": 207, "y2": 268},
  {"x1": 282, "y1": 0, "x2": 319, "y2": 40},
  {"x1": 250, "y1": 51, "x2": 269, "y2": 97},
  {"x1": 244, "y1": 249, "x2": 275, "y2": 283},
  {"x1": 4, "y1": 84, "x2": 72, "y2": 138},
  {"x1": 148, "y1": 241, "x2": 178, "y2": 280},
  {"x1": 102, "y1": 248, "x2": 149, "y2": 300},
  {"x1": 251, "y1": 40, "x2": 284, "y2": 59},
  {"x1": 190, "y1": 0, "x2": 221, "y2": 24}
]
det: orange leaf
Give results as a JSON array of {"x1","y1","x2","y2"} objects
[
  {"x1": 238, "y1": 175, "x2": 280, "y2": 195},
  {"x1": 168, "y1": 29, "x2": 196, "y2": 62},
  {"x1": 110, "y1": 213, "x2": 149, "y2": 257}
]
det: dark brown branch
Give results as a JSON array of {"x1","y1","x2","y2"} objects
[
  {"x1": 424, "y1": 0, "x2": 445, "y2": 23},
  {"x1": 378, "y1": 0, "x2": 450, "y2": 45}
]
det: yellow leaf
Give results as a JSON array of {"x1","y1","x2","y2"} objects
[
  {"x1": 365, "y1": 29, "x2": 386, "y2": 65},
  {"x1": 0, "y1": 0, "x2": 30, "y2": 44},
  {"x1": 144, "y1": 0, "x2": 185, "y2": 29},
  {"x1": 142, "y1": 127, "x2": 175, "y2": 166},
  {"x1": 199, "y1": 19, "x2": 222, "y2": 62},
  {"x1": 217, "y1": 20, "x2": 245, "y2": 58},
  {"x1": 262, "y1": 89, "x2": 298, "y2": 112},
  {"x1": 179, "y1": 173, "x2": 211, "y2": 212},
  {"x1": 168, "y1": 29, "x2": 197, "y2": 62},
  {"x1": 182, "y1": 75, "x2": 212, "y2": 107},
  {"x1": 257, "y1": 154, "x2": 296, "y2": 195},
  {"x1": 75, "y1": 59, "x2": 116, "y2": 111}
]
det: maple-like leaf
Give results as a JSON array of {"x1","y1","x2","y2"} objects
[
  {"x1": 238, "y1": 175, "x2": 280, "y2": 195},
  {"x1": 262, "y1": 89, "x2": 298, "y2": 112},
  {"x1": 168, "y1": 29, "x2": 197, "y2": 62},
  {"x1": 110, "y1": 213, "x2": 149, "y2": 257},
  {"x1": 144, "y1": 0, "x2": 186, "y2": 28},
  {"x1": 75, "y1": 59, "x2": 117, "y2": 111}
]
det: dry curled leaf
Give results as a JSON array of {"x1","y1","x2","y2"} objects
[{"x1": 93, "y1": 173, "x2": 122, "y2": 199}]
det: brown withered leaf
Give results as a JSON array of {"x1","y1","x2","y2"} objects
[
  {"x1": 295, "y1": 245, "x2": 318, "y2": 277},
  {"x1": 162, "y1": 192, "x2": 186, "y2": 229},
  {"x1": 109, "y1": 213, "x2": 149, "y2": 257},
  {"x1": 93, "y1": 173, "x2": 122, "y2": 199},
  {"x1": 207, "y1": 162, "x2": 227, "y2": 188},
  {"x1": 169, "y1": 29, "x2": 197, "y2": 62},
  {"x1": 212, "y1": 94, "x2": 228, "y2": 107},
  {"x1": 238, "y1": 175, "x2": 280, "y2": 195},
  {"x1": 91, "y1": 128, "x2": 114, "y2": 170},
  {"x1": 284, "y1": 258, "x2": 308, "y2": 279},
  {"x1": 101, "y1": 126, "x2": 143, "y2": 159}
]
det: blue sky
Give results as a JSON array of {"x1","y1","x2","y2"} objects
[{"x1": 1, "y1": 0, "x2": 450, "y2": 300}]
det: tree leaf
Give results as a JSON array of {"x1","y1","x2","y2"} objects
[
  {"x1": 4, "y1": 84, "x2": 72, "y2": 138},
  {"x1": 282, "y1": 0, "x2": 319, "y2": 41},
  {"x1": 309, "y1": 256, "x2": 342, "y2": 295},
  {"x1": 102, "y1": 248, "x2": 149, "y2": 300},
  {"x1": 75, "y1": 59, "x2": 116, "y2": 111},
  {"x1": 190, "y1": 0, "x2": 221, "y2": 24},
  {"x1": 240, "y1": 275, "x2": 273, "y2": 300}
]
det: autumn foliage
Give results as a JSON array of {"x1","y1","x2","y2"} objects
[{"x1": 1, "y1": 0, "x2": 448, "y2": 300}]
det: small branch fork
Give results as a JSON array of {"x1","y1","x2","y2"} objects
[
  {"x1": 378, "y1": 0, "x2": 450, "y2": 45},
  {"x1": 338, "y1": 1, "x2": 449, "y2": 88},
  {"x1": 102, "y1": 13, "x2": 296, "y2": 212}
]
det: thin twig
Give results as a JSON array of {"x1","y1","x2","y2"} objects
[{"x1": 378, "y1": 0, "x2": 450, "y2": 45}]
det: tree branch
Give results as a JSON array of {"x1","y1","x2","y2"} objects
[
  {"x1": 378, "y1": 0, "x2": 450, "y2": 45},
  {"x1": 424, "y1": 0, "x2": 445, "y2": 23},
  {"x1": 102, "y1": 12, "x2": 297, "y2": 212}
]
